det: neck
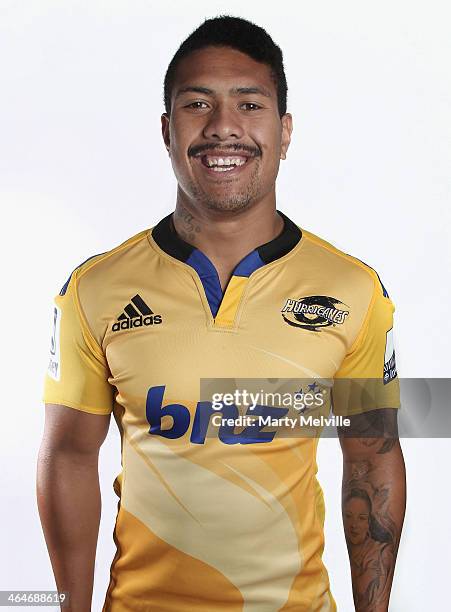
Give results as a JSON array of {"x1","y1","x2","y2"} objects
[{"x1": 172, "y1": 189, "x2": 284, "y2": 270}]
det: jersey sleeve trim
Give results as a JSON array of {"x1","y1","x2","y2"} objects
[{"x1": 42, "y1": 396, "x2": 112, "y2": 415}]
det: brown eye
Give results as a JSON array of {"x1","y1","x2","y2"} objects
[
  {"x1": 186, "y1": 101, "x2": 209, "y2": 109},
  {"x1": 240, "y1": 102, "x2": 262, "y2": 111}
]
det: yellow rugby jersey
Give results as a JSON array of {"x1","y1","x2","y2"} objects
[{"x1": 43, "y1": 210, "x2": 400, "y2": 612}]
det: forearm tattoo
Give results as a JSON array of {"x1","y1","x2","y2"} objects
[
  {"x1": 339, "y1": 408, "x2": 404, "y2": 612},
  {"x1": 338, "y1": 407, "x2": 398, "y2": 453}
]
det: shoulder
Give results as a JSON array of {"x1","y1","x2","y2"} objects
[
  {"x1": 298, "y1": 226, "x2": 390, "y2": 300},
  {"x1": 55, "y1": 228, "x2": 154, "y2": 348},
  {"x1": 58, "y1": 228, "x2": 151, "y2": 296}
]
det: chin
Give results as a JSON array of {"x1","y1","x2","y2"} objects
[
  {"x1": 204, "y1": 198, "x2": 253, "y2": 213},
  {"x1": 200, "y1": 186, "x2": 262, "y2": 213}
]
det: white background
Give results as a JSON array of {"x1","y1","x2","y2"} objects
[{"x1": 1, "y1": 1, "x2": 450, "y2": 610}]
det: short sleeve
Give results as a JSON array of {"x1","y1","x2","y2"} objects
[
  {"x1": 42, "y1": 271, "x2": 114, "y2": 415},
  {"x1": 332, "y1": 276, "x2": 400, "y2": 416}
]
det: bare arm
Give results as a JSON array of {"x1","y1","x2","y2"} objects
[
  {"x1": 36, "y1": 404, "x2": 111, "y2": 612},
  {"x1": 338, "y1": 408, "x2": 406, "y2": 612}
]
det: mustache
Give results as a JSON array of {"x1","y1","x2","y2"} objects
[{"x1": 188, "y1": 142, "x2": 261, "y2": 158}]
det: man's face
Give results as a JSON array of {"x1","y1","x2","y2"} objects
[{"x1": 162, "y1": 46, "x2": 292, "y2": 213}]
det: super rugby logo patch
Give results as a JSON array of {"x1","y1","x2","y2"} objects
[
  {"x1": 47, "y1": 304, "x2": 61, "y2": 380},
  {"x1": 281, "y1": 295, "x2": 349, "y2": 332},
  {"x1": 383, "y1": 327, "x2": 397, "y2": 384}
]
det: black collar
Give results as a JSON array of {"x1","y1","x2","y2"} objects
[{"x1": 152, "y1": 210, "x2": 301, "y2": 264}]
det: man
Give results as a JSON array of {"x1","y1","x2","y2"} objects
[{"x1": 37, "y1": 16, "x2": 406, "y2": 612}]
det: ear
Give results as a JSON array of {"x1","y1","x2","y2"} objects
[
  {"x1": 161, "y1": 113, "x2": 171, "y2": 154},
  {"x1": 280, "y1": 113, "x2": 293, "y2": 160}
]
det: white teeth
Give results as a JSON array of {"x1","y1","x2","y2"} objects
[
  {"x1": 212, "y1": 166, "x2": 235, "y2": 172},
  {"x1": 205, "y1": 156, "x2": 247, "y2": 168}
]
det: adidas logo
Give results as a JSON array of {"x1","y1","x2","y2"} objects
[{"x1": 112, "y1": 294, "x2": 162, "y2": 332}]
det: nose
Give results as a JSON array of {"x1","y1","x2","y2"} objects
[{"x1": 203, "y1": 104, "x2": 244, "y2": 140}]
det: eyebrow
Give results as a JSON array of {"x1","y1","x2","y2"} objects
[{"x1": 175, "y1": 86, "x2": 271, "y2": 99}]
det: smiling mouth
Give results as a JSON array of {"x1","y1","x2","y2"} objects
[{"x1": 196, "y1": 154, "x2": 252, "y2": 173}]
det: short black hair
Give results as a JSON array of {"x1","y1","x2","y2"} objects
[{"x1": 164, "y1": 16, "x2": 288, "y2": 117}]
